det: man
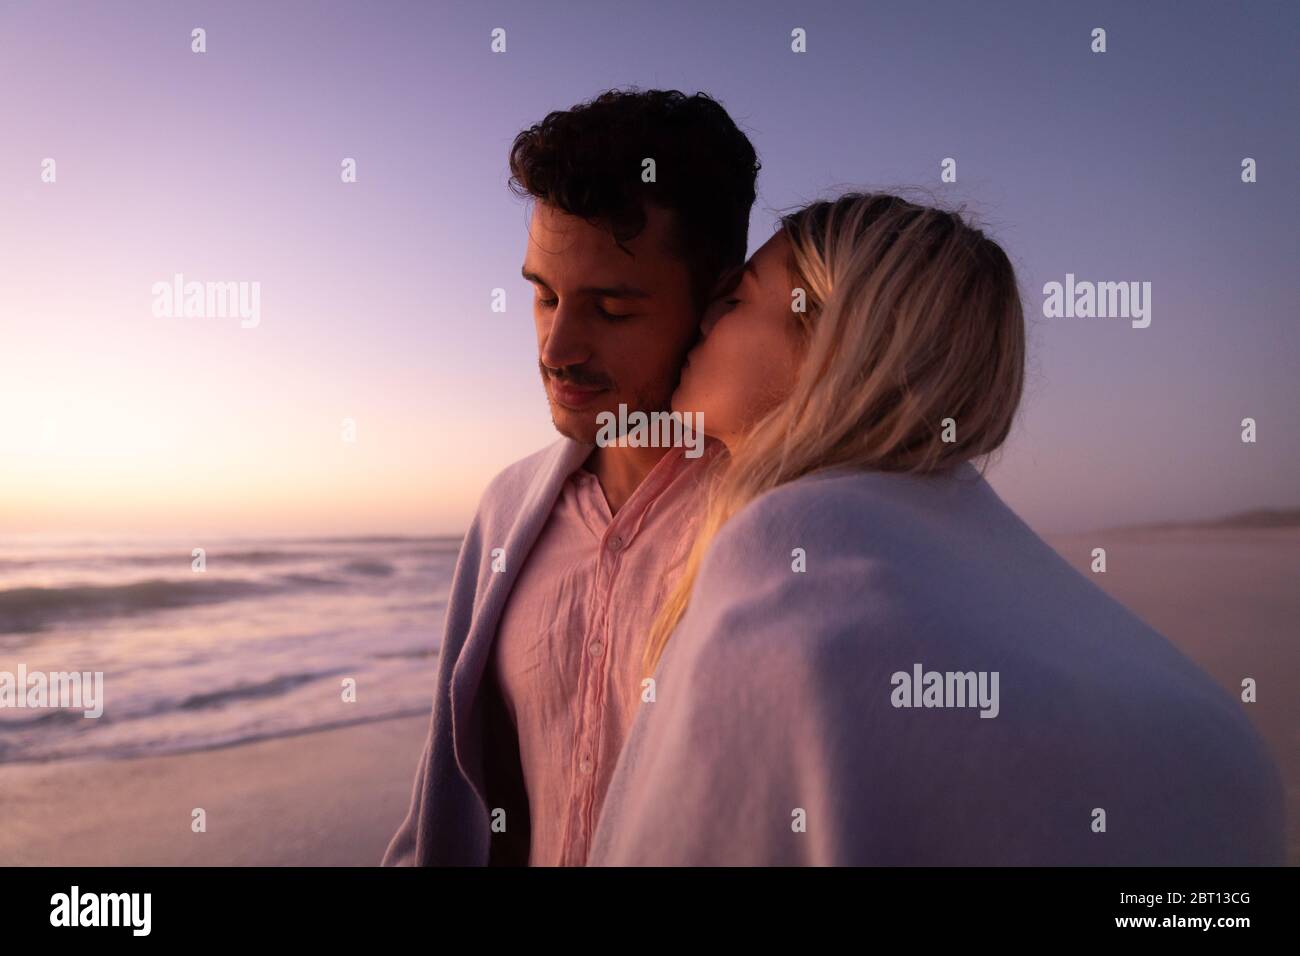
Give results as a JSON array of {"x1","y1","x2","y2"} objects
[{"x1": 382, "y1": 89, "x2": 760, "y2": 865}]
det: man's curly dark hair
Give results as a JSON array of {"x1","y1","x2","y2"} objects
[{"x1": 509, "y1": 88, "x2": 761, "y2": 310}]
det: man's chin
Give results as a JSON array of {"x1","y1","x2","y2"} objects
[{"x1": 548, "y1": 402, "x2": 602, "y2": 444}]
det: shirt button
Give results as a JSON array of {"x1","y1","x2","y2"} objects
[
  {"x1": 607, "y1": 534, "x2": 624, "y2": 553},
  {"x1": 589, "y1": 640, "x2": 604, "y2": 658},
  {"x1": 579, "y1": 754, "x2": 594, "y2": 775}
]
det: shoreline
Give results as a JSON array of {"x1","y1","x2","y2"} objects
[{"x1": 0, "y1": 707, "x2": 434, "y2": 768}]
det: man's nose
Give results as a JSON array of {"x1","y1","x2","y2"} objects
[{"x1": 540, "y1": 304, "x2": 591, "y2": 370}]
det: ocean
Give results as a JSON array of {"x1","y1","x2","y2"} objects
[{"x1": 0, "y1": 535, "x2": 456, "y2": 763}]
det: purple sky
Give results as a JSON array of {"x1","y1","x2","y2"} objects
[{"x1": 1, "y1": 0, "x2": 1296, "y2": 535}]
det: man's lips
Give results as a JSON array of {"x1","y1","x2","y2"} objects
[{"x1": 549, "y1": 379, "x2": 609, "y2": 409}]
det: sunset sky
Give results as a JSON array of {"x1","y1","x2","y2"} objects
[{"x1": 1, "y1": 0, "x2": 1296, "y2": 537}]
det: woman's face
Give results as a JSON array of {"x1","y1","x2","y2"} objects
[{"x1": 672, "y1": 232, "x2": 804, "y2": 447}]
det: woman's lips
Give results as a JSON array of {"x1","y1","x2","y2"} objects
[{"x1": 550, "y1": 380, "x2": 608, "y2": 409}]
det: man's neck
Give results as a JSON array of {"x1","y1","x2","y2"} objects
[{"x1": 583, "y1": 444, "x2": 673, "y2": 515}]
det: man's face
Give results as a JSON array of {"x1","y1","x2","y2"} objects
[{"x1": 522, "y1": 202, "x2": 700, "y2": 444}]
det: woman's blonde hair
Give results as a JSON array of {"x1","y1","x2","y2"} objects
[{"x1": 641, "y1": 191, "x2": 1026, "y2": 677}]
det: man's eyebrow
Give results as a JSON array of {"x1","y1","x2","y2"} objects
[
  {"x1": 521, "y1": 267, "x2": 650, "y2": 299},
  {"x1": 582, "y1": 283, "x2": 651, "y2": 299}
]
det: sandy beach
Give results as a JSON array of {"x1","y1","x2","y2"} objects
[
  {"x1": 0, "y1": 715, "x2": 430, "y2": 866},
  {"x1": 0, "y1": 526, "x2": 1294, "y2": 866}
]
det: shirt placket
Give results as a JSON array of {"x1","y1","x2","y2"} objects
[
  {"x1": 559, "y1": 450, "x2": 693, "y2": 866},
  {"x1": 564, "y1": 517, "x2": 627, "y2": 866}
]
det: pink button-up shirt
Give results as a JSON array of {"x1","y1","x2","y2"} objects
[{"x1": 489, "y1": 439, "x2": 721, "y2": 866}]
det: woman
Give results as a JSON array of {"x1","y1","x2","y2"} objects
[{"x1": 586, "y1": 192, "x2": 1283, "y2": 865}]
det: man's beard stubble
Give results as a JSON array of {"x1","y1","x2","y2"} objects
[{"x1": 540, "y1": 360, "x2": 680, "y2": 445}]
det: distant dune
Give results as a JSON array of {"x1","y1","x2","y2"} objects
[{"x1": 1104, "y1": 507, "x2": 1300, "y2": 533}]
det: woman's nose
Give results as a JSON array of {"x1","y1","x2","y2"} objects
[
  {"x1": 700, "y1": 298, "x2": 727, "y2": 338},
  {"x1": 708, "y1": 265, "x2": 743, "y2": 301}
]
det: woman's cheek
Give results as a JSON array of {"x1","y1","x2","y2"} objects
[{"x1": 674, "y1": 348, "x2": 715, "y2": 415}]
